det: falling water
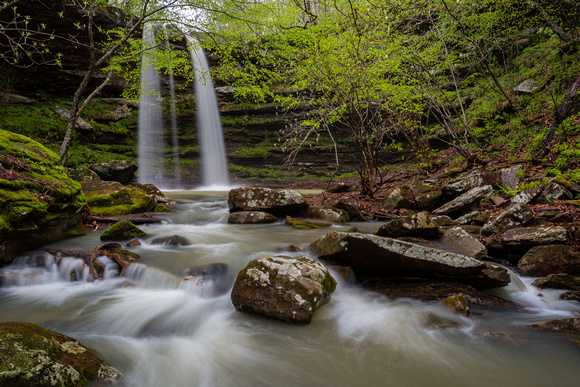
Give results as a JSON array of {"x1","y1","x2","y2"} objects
[
  {"x1": 137, "y1": 24, "x2": 165, "y2": 185},
  {"x1": 187, "y1": 36, "x2": 229, "y2": 188},
  {"x1": 165, "y1": 28, "x2": 181, "y2": 182}
]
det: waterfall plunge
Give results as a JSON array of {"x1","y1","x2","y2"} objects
[{"x1": 187, "y1": 36, "x2": 229, "y2": 188}]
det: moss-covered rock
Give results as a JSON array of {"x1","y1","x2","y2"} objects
[
  {"x1": 0, "y1": 322, "x2": 122, "y2": 386},
  {"x1": 100, "y1": 219, "x2": 148, "y2": 241},
  {"x1": 0, "y1": 129, "x2": 86, "y2": 265},
  {"x1": 81, "y1": 180, "x2": 156, "y2": 216},
  {"x1": 285, "y1": 217, "x2": 332, "y2": 229}
]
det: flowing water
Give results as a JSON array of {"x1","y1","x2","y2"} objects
[
  {"x1": 1, "y1": 192, "x2": 579, "y2": 387},
  {"x1": 187, "y1": 37, "x2": 230, "y2": 188}
]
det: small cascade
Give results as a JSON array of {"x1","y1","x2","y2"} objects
[
  {"x1": 137, "y1": 24, "x2": 165, "y2": 185},
  {"x1": 186, "y1": 36, "x2": 230, "y2": 188}
]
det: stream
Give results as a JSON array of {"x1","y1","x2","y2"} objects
[{"x1": 1, "y1": 192, "x2": 579, "y2": 387}]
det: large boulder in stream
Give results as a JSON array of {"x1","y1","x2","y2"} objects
[
  {"x1": 228, "y1": 187, "x2": 308, "y2": 216},
  {"x1": 517, "y1": 245, "x2": 580, "y2": 277},
  {"x1": 310, "y1": 232, "x2": 510, "y2": 289},
  {"x1": 81, "y1": 180, "x2": 157, "y2": 216},
  {"x1": 375, "y1": 211, "x2": 442, "y2": 239},
  {"x1": 0, "y1": 129, "x2": 87, "y2": 265},
  {"x1": 231, "y1": 256, "x2": 337, "y2": 324},
  {"x1": 0, "y1": 322, "x2": 122, "y2": 386}
]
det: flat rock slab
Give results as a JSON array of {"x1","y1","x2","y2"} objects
[
  {"x1": 228, "y1": 187, "x2": 308, "y2": 216},
  {"x1": 434, "y1": 185, "x2": 494, "y2": 215},
  {"x1": 501, "y1": 226, "x2": 567, "y2": 249},
  {"x1": 523, "y1": 318, "x2": 580, "y2": 335},
  {"x1": 310, "y1": 232, "x2": 510, "y2": 289},
  {"x1": 442, "y1": 227, "x2": 487, "y2": 259}
]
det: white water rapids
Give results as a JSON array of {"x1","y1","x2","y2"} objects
[{"x1": 1, "y1": 192, "x2": 579, "y2": 387}]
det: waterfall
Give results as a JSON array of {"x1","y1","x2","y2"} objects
[
  {"x1": 186, "y1": 36, "x2": 230, "y2": 188},
  {"x1": 137, "y1": 24, "x2": 165, "y2": 185}
]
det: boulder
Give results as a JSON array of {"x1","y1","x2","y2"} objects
[
  {"x1": 231, "y1": 256, "x2": 337, "y2": 324},
  {"x1": 0, "y1": 322, "x2": 122, "y2": 386},
  {"x1": 375, "y1": 211, "x2": 442, "y2": 239},
  {"x1": 442, "y1": 168, "x2": 500, "y2": 196},
  {"x1": 228, "y1": 211, "x2": 277, "y2": 224},
  {"x1": 89, "y1": 160, "x2": 138, "y2": 184},
  {"x1": 332, "y1": 197, "x2": 366, "y2": 221},
  {"x1": 382, "y1": 187, "x2": 414, "y2": 212},
  {"x1": 298, "y1": 205, "x2": 349, "y2": 223},
  {"x1": 326, "y1": 182, "x2": 357, "y2": 193},
  {"x1": 481, "y1": 203, "x2": 533, "y2": 235},
  {"x1": 150, "y1": 235, "x2": 191, "y2": 246},
  {"x1": 510, "y1": 182, "x2": 567, "y2": 205},
  {"x1": 518, "y1": 245, "x2": 580, "y2": 277},
  {"x1": 501, "y1": 226, "x2": 568, "y2": 250},
  {"x1": 441, "y1": 293, "x2": 470, "y2": 315},
  {"x1": 228, "y1": 187, "x2": 308, "y2": 216},
  {"x1": 310, "y1": 232, "x2": 510, "y2": 289},
  {"x1": 500, "y1": 165, "x2": 523, "y2": 191},
  {"x1": 561, "y1": 291, "x2": 580, "y2": 301},
  {"x1": 81, "y1": 180, "x2": 156, "y2": 216},
  {"x1": 433, "y1": 185, "x2": 494, "y2": 215},
  {"x1": 0, "y1": 129, "x2": 86, "y2": 265},
  {"x1": 455, "y1": 210, "x2": 490, "y2": 225},
  {"x1": 523, "y1": 318, "x2": 580, "y2": 335},
  {"x1": 531, "y1": 273, "x2": 580, "y2": 290},
  {"x1": 442, "y1": 227, "x2": 487, "y2": 259},
  {"x1": 414, "y1": 189, "x2": 443, "y2": 211},
  {"x1": 100, "y1": 220, "x2": 148, "y2": 241},
  {"x1": 510, "y1": 183, "x2": 545, "y2": 205},
  {"x1": 55, "y1": 108, "x2": 93, "y2": 130},
  {"x1": 66, "y1": 167, "x2": 100, "y2": 182}
]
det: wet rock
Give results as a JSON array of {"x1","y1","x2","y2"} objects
[
  {"x1": 501, "y1": 226, "x2": 568, "y2": 250},
  {"x1": 523, "y1": 318, "x2": 580, "y2": 335},
  {"x1": 518, "y1": 245, "x2": 580, "y2": 277},
  {"x1": 441, "y1": 293, "x2": 470, "y2": 315},
  {"x1": 332, "y1": 197, "x2": 366, "y2": 221},
  {"x1": 285, "y1": 217, "x2": 332, "y2": 229},
  {"x1": 0, "y1": 129, "x2": 86, "y2": 265},
  {"x1": 153, "y1": 203, "x2": 172, "y2": 212},
  {"x1": 228, "y1": 211, "x2": 277, "y2": 224},
  {"x1": 184, "y1": 262, "x2": 230, "y2": 294},
  {"x1": 434, "y1": 185, "x2": 494, "y2": 215},
  {"x1": 358, "y1": 277, "x2": 513, "y2": 307},
  {"x1": 560, "y1": 291, "x2": 580, "y2": 301},
  {"x1": 231, "y1": 256, "x2": 337, "y2": 324},
  {"x1": 89, "y1": 160, "x2": 138, "y2": 184},
  {"x1": 150, "y1": 235, "x2": 191, "y2": 246},
  {"x1": 228, "y1": 187, "x2": 308, "y2": 216},
  {"x1": 328, "y1": 265, "x2": 354, "y2": 283},
  {"x1": 66, "y1": 167, "x2": 100, "y2": 182},
  {"x1": 310, "y1": 232, "x2": 510, "y2": 289},
  {"x1": 298, "y1": 205, "x2": 349, "y2": 223},
  {"x1": 442, "y1": 227, "x2": 487, "y2": 259},
  {"x1": 481, "y1": 203, "x2": 533, "y2": 235},
  {"x1": 81, "y1": 180, "x2": 157, "y2": 216},
  {"x1": 433, "y1": 215, "x2": 455, "y2": 226},
  {"x1": 442, "y1": 168, "x2": 500, "y2": 196},
  {"x1": 375, "y1": 211, "x2": 442, "y2": 239},
  {"x1": 126, "y1": 238, "x2": 142, "y2": 247},
  {"x1": 532, "y1": 273, "x2": 580, "y2": 290},
  {"x1": 132, "y1": 183, "x2": 176, "y2": 204},
  {"x1": 484, "y1": 234, "x2": 504, "y2": 253},
  {"x1": 382, "y1": 187, "x2": 414, "y2": 212},
  {"x1": 0, "y1": 322, "x2": 122, "y2": 386},
  {"x1": 100, "y1": 220, "x2": 148, "y2": 241}
]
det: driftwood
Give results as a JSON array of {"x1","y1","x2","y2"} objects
[{"x1": 534, "y1": 75, "x2": 580, "y2": 159}]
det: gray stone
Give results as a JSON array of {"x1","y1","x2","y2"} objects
[
  {"x1": 433, "y1": 215, "x2": 455, "y2": 226},
  {"x1": 375, "y1": 211, "x2": 442, "y2": 239},
  {"x1": 66, "y1": 167, "x2": 100, "y2": 182},
  {"x1": 481, "y1": 203, "x2": 533, "y2": 235},
  {"x1": 414, "y1": 189, "x2": 443, "y2": 211},
  {"x1": 150, "y1": 235, "x2": 192, "y2": 246},
  {"x1": 434, "y1": 185, "x2": 494, "y2": 215},
  {"x1": 332, "y1": 197, "x2": 366, "y2": 221},
  {"x1": 228, "y1": 187, "x2": 308, "y2": 216},
  {"x1": 514, "y1": 79, "x2": 540, "y2": 94},
  {"x1": 382, "y1": 187, "x2": 414, "y2": 212},
  {"x1": 231, "y1": 256, "x2": 337, "y2": 324},
  {"x1": 532, "y1": 273, "x2": 580, "y2": 290},
  {"x1": 310, "y1": 232, "x2": 510, "y2": 289},
  {"x1": 442, "y1": 227, "x2": 487, "y2": 259},
  {"x1": 228, "y1": 211, "x2": 277, "y2": 224},
  {"x1": 299, "y1": 205, "x2": 349, "y2": 223},
  {"x1": 455, "y1": 210, "x2": 489, "y2": 225},
  {"x1": 501, "y1": 226, "x2": 567, "y2": 250},
  {"x1": 500, "y1": 165, "x2": 523, "y2": 191},
  {"x1": 0, "y1": 91, "x2": 35, "y2": 104},
  {"x1": 89, "y1": 160, "x2": 138, "y2": 184},
  {"x1": 442, "y1": 168, "x2": 500, "y2": 196},
  {"x1": 55, "y1": 107, "x2": 93, "y2": 130}
]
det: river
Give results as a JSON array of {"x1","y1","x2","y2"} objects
[{"x1": 1, "y1": 192, "x2": 579, "y2": 386}]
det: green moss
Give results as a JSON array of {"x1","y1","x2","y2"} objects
[
  {"x1": 285, "y1": 217, "x2": 332, "y2": 229},
  {"x1": 100, "y1": 219, "x2": 148, "y2": 241}
]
